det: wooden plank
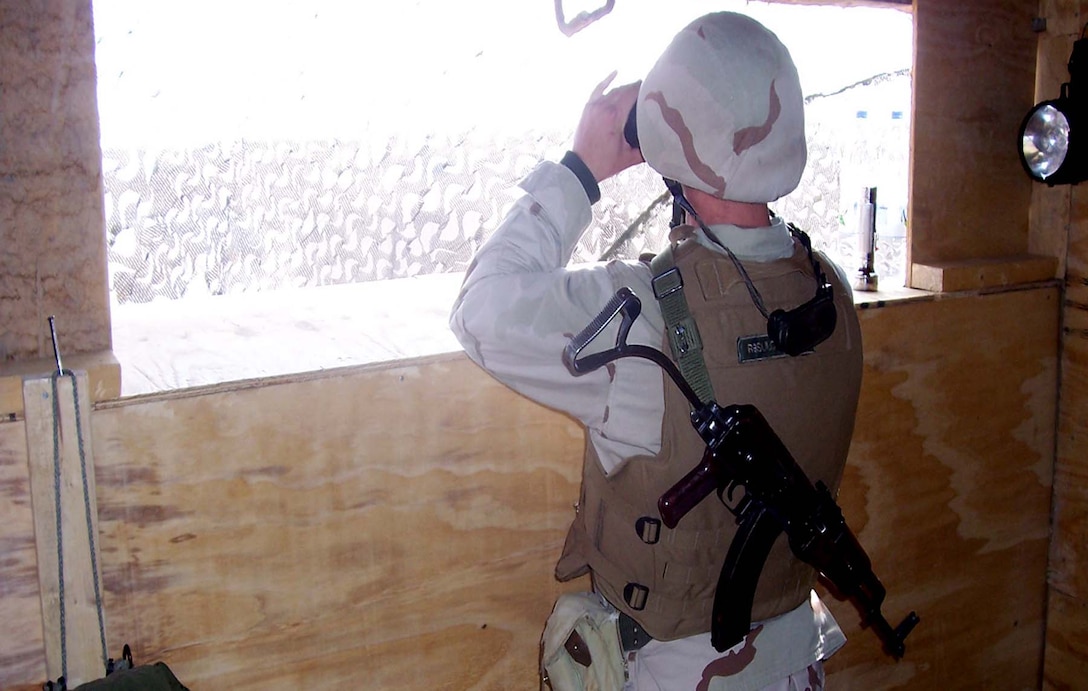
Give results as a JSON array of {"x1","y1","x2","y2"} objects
[
  {"x1": 1028, "y1": 5, "x2": 1076, "y2": 265},
  {"x1": 909, "y1": 254, "x2": 1058, "y2": 292},
  {"x1": 1033, "y1": 5, "x2": 1088, "y2": 681},
  {"x1": 0, "y1": 417, "x2": 47, "y2": 686},
  {"x1": 90, "y1": 357, "x2": 586, "y2": 689},
  {"x1": 23, "y1": 372, "x2": 108, "y2": 686},
  {"x1": 1046, "y1": 172, "x2": 1088, "y2": 686},
  {"x1": 0, "y1": 351, "x2": 122, "y2": 420},
  {"x1": 910, "y1": 0, "x2": 1038, "y2": 268},
  {"x1": 1044, "y1": 590, "x2": 1088, "y2": 689}
]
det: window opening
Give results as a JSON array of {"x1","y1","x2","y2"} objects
[{"x1": 93, "y1": 0, "x2": 912, "y2": 307}]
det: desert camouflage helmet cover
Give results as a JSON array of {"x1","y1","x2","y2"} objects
[{"x1": 636, "y1": 12, "x2": 806, "y2": 203}]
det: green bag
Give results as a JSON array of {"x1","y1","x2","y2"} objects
[{"x1": 72, "y1": 663, "x2": 189, "y2": 691}]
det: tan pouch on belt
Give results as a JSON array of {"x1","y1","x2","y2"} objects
[{"x1": 541, "y1": 592, "x2": 625, "y2": 691}]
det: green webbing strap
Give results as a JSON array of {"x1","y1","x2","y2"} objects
[{"x1": 649, "y1": 244, "x2": 716, "y2": 406}]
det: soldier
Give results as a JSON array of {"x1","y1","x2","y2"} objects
[{"x1": 451, "y1": 12, "x2": 863, "y2": 690}]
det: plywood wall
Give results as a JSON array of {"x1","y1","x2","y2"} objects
[
  {"x1": 0, "y1": 359, "x2": 587, "y2": 689},
  {"x1": 1047, "y1": 136, "x2": 1088, "y2": 690},
  {"x1": 1036, "y1": 1, "x2": 1088, "y2": 687},
  {"x1": 828, "y1": 288, "x2": 1057, "y2": 688},
  {"x1": 0, "y1": 287, "x2": 1059, "y2": 689}
]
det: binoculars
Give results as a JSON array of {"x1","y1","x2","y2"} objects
[{"x1": 624, "y1": 105, "x2": 640, "y2": 150}]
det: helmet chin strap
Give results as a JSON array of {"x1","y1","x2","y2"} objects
[{"x1": 663, "y1": 178, "x2": 698, "y2": 229}]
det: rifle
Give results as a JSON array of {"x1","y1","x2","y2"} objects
[{"x1": 563, "y1": 287, "x2": 919, "y2": 657}]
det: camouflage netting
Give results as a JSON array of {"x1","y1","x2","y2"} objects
[{"x1": 103, "y1": 76, "x2": 909, "y2": 304}]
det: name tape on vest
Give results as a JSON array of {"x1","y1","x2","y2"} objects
[{"x1": 737, "y1": 334, "x2": 787, "y2": 363}]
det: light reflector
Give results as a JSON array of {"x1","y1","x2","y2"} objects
[{"x1": 1020, "y1": 103, "x2": 1070, "y2": 180}]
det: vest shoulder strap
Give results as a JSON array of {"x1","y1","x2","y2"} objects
[{"x1": 649, "y1": 241, "x2": 715, "y2": 406}]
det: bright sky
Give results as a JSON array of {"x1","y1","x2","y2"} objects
[{"x1": 91, "y1": 0, "x2": 913, "y2": 146}]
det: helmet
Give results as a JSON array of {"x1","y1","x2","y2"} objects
[{"x1": 636, "y1": 12, "x2": 806, "y2": 203}]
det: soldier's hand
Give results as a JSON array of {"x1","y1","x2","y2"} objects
[{"x1": 572, "y1": 72, "x2": 644, "y2": 183}]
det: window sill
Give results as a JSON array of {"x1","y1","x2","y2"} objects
[
  {"x1": 5, "y1": 270, "x2": 1023, "y2": 411},
  {"x1": 109, "y1": 273, "x2": 467, "y2": 399},
  {"x1": 107, "y1": 271, "x2": 945, "y2": 399},
  {"x1": 910, "y1": 255, "x2": 1058, "y2": 292}
]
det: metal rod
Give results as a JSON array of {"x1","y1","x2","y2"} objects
[{"x1": 48, "y1": 315, "x2": 63, "y2": 373}]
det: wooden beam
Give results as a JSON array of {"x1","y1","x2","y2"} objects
[
  {"x1": 910, "y1": 254, "x2": 1058, "y2": 291},
  {"x1": 23, "y1": 372, "x2": 107, "y2": 686},
  {"x1": 910, "y1": 0, "x2": 1038, "y2": 267},
  {"x1": 0, "y1": 351, "x2": 121, "y2": 421}
]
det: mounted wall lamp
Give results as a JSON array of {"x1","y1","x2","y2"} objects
[{"x1": 1019, "y1": 37, "x2": 1088, "y2": 185}]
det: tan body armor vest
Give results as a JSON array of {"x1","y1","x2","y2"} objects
[{"x1": 556, "y1": 234, "x2": 863, "y2": 642}]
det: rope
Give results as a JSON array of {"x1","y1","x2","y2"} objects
[
  {"x1": 50, "y1": 373, "x2": 68, "y2": 682},
  {"x1": 50, "y1": 369, "x2": 109, "y2": 678}
]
